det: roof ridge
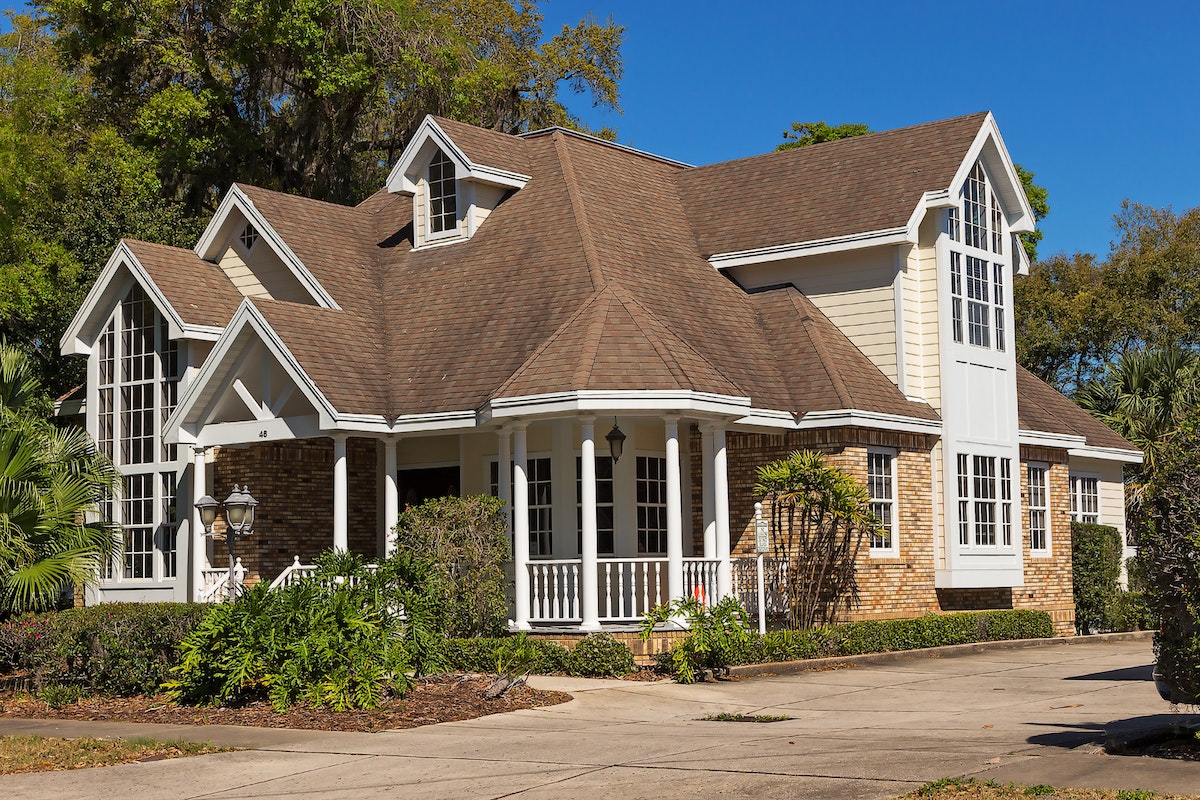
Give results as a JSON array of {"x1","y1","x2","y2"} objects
[
  {"x1": 606, "y1": 292, "x2": 686, "y2": 388},
  {"x1": 786, "y1": 289, "x2": 854, "y2": 409},
  {"x1": 234, "y1": 182, "x2": 357, "y2": 213},
  {"x1": 491, "y1": 289, "x2": 608, "y2": 400},
  {"x1": 614, "y1": 289, "x2": 745, "y2": 394},
  {"x1": 552, "y1": 132, "x2": 607, "y2": 292}
]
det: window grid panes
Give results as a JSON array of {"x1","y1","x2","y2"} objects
[
  {"x1": 964, "y1": 163, "x2": 988, "y2": 249},
  {"x1": 160, "y1": 472, "x2": 178, "y2": 579},
  {"x1": 1000, "y1": 458, "x2": 1012, "y2": 546},
  {"x1": 527, "y1": 457, "x2": 552, "y2": 556},
  {"x1": 973, "y1": 455, "x2": 997, "y2": 546},
  {"x1": 239, "y1": 222, "x2": 260, "y2": 251},
  {"x1": 636, "y1": 456, "x2": 668, "y2": 554},
  {"x1": 950, "y1": 161, "x2": 1007, "y2": 353},
  {"x1": 1070, "y1": 475, "x2": 1099, "y2": 524},
  {"x1": 958, "y1": 454, "x2": 1016, "y2": 549},
  {"x1": 965, "y1": 255, "x2": 991, "y2": 348},
  {"x1": 1028, "y1": 465, "x2": 1049, "y2": 552},
  {"x1": 990, "y1": 192, "x2": 1004, "y2": 254},
  {"x1": 428, "y1": 149, "x2": 457, "y2": 234},
  {"x1": 122, "y1": 473, "x2": 154, "y2": 579},
  {"x1": 576, "y1": 456, "x2": 615, "y2": 555},
  {"x1": 950, "y1": 251, "x2": 964, "y2": 343},
  {"x1": 867, "y1": 451, "x2": 895, "y2": 551},
  {"x1": 993, "y1": 262, "x2": 1006, "y2": 352},
  {"x1": 947, "y1": 207, "x2": 961, "y2": 242},
  {"x1": 956, "y1": 453, "x2": 970, "y2": 545}
]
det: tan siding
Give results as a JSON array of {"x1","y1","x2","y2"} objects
[
  {"x1": 1070, "y1": 456, "x2": 1128, "y2": 539},
  {"x1": 912, "y1": 214, "x2": 942, "y2": 411},
  {"x1": 218, "y1": 246, "x2": 268, "y2": 299}
]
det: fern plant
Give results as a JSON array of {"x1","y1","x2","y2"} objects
[{"x1": 641, "y1": 596, "x2": 752, "y2": 683}]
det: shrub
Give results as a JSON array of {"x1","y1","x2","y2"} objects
[
  {"x1": 1105, "y1": 591, "x2": 1157, "y2": 632},
  {"x1": 165, "y1": 552, "x2": 432, "y2": 710},
  {"x1": 0, "y1": 603, "x2": 209, "y2": 695},
  {"x1": 392, "y1": 495, "x2": 510, "y2": 637},
  {"x1": 1072, "y1": 522, "x2": 1123, "y2": 634},
  {"x1": 642, "y1": 597, "x2": 752, "y2": 683},
  {"x1": 443, "y1": 634, "x2": 569, "y2": 674},
  {"x1": 566, "y1": 633, "x2": 635, "y2": 677}
]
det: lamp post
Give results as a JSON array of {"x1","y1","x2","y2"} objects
[{"x1": 194, "y1": 486, "x2": 258, "y2": 601}]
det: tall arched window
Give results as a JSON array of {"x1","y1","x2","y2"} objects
[{"x1": 427, "y1": 149, "x2": 457, "y2": 235}]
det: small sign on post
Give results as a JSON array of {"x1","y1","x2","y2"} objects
[
  {"x1": 755, "y1": 511, "x2": 770, "y2": 554},
  {"x1": 753, "y1": 503, "x2": 768, "y2": 635}
]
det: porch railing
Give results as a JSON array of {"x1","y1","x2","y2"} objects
[
  {"x1": 528, "y1": 557, "x2": 722, "y2": 624},
  {"x1": 730, "y1": 556, "x2": 788, "y2": 616},
  {"x1": 199, "y1": 559, "x2": 245, "y2": 602}
]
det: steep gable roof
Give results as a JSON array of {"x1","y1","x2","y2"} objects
[
  {"x1": 675, "y1": 112, "x2": 989, "y2": 258},
  {"x1": 124, "y1": 239, "x2": 242, "y2": 329}
]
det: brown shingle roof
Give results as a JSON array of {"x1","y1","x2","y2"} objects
[
  {"x1": 124, "y1": 239, "x2": 242, "y2": 329},
  {"x1": 430, "y1": 116, "x2": 532, "y2": 177},
  {"x1": 675, "y1": 113, "x2": 989, "y2": 257},
  {"x1": 1015, "y1": 366, "x2": 1136, "y2": 451}
]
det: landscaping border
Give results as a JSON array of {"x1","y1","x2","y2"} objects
[{"x1": 727, "y1": 630, "x2": 1154, "y2": 678}]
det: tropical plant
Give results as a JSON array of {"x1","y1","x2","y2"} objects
[
  {"x1": 754, "y1": 450, "x2": 877, "y2": 629},
  {"x1": 0, "y1": 343, "x2": 118, "y2": 616},
  {"x1": 641, "y1": 596, "x2": 752, "y2": 684}
]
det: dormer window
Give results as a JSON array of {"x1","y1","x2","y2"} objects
[
  {"x1": 239, "y1": 222, "x2": 260, "y2": 251},
  {"x1": 948, "y1": 161, "x2": 1007, "y2": 352},
  {"x1": 427, "y1": 149, "x2": 457, "y2": 236}
]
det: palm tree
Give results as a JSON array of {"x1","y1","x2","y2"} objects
[
  {"x1": 1076, "y1": 346, "x2": 1200, "y2": 473},
  {"x1": 0, "y1": 342, "x2": 118, "y2": 616}
]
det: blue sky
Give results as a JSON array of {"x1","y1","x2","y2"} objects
[{"x1": 541, "y1": 1, "x2": 1200, "y2": 259}]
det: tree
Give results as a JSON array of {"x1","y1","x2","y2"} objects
[
  {"x1": 0, "y1": 342, "x2": 119, "y2": 616},
  {"x1": 0, "y1": 15, "x2": 205, "y2": 397},
  {"x1": 1014, "y1": 202, "x2": 1200, "y2": 393},
  {"x1": 754, "y1": 450, "x2": 877, "y2": 629},
  {"x1": 776, "y1": 119, "x2": 1049, "y2": 260},
  {"x1": 41, "y1": 0, "x2": 625, "y2": 209},
  {"x1": 1076, "y1": 346, "x2": 1200, "y2": 474}
]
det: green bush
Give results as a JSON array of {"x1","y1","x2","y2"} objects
[
  {"x1": 165, "y1": 551, "x2": 446, "y2": 710},
  {"x1": 442, "y1": 634, "x2": 569, "y2": 675},
  {"x1": 1104, "y1": 591, "x2": 1157, "y2": 632},
  {"x1": 720, "y1": 610, "x2": 1055, "y2": 671},
  {"x1": 1072, "y1": 521, "x2": 1123, "y2": 634},
  {"x1": 566, "y1": 633, "x2": 635, "y2": 677},
  {"x1": 643, "y1": 597, "x2": 753, "y2": 683},
  {"x1": 0, "y1": 603, "x2": 209, "y2": 695}
]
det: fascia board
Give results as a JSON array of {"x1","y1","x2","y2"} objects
[
  {"x1": 1067, "y1": 444, "x2": 1144, "y2": 464},
  {"x1": 192, "y1": 186, "x2": 340, "y2": 310},
  {"x1": 709, "y1": 228, "x2": 910, "y2": 269},
  {"x1": 1019, "y1": 428, "x2": 1086, "y2": 449},
  {"x1": 163, "y1": 300, "x2": 340, "y2": 442},
  {"x1": 948, "y1": 114, "x2": 1036, "y2": 233},
  {"x1": 386, "y1": 116, "x2": 529, "y2": 195},
  {"x1": 484, "y1": 390, "x2": 753, "y2": 421},
  {"x1": 60, "y1": 242, "x2": 188, "y2": 355},
  {"x1": 796, "y1": 408, "x2": 943, "y2": 436}
]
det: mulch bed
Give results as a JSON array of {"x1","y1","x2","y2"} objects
[
  {"x1": 0, "y1": 675, "x2": 571, "y2": 733},
  {"x1": 1124, "y1": 735, "x2": 1200, "y2": 762}
]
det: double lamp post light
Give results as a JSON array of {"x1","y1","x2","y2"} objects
[{"x1": 194, "y1": 486, "x2": 259, "y2": 601}]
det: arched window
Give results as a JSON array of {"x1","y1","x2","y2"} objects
[{"x1": 427, "y1": 149, "x2": 457, "y2": 235}]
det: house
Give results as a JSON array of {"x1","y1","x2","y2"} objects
[{"x1": 60, "y1": 111, "x2": 1140, "y2": 634}]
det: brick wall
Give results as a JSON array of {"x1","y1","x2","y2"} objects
[
  {"x1": 211, "y1": 438, "x2": 379, "y2": 584},
  {"x1": 1013, "y1": 455, "x2": 1075, "y2": 636}
]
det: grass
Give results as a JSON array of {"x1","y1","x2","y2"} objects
[
  {"x1": 701, "y1": 712, "x2": 791, "y2": 723},
  {"x1": 906, "y1": 778, "x2": 1199, "y2": 800},
  {"x1": 0, "y1": 735, "x2": 234, "y2": 775}
]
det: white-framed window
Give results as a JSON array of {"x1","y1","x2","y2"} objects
[
  {"x1": 1070, "y1": 474, "x2": 1100, "y2": 524},
  {"x1": 636, "y1": 455, "x2": 667, "y2": 554},
  {"x1": 956, "y1": 452, "x2": 1015, "y2": 548},
  {"x1": 96, "y1": 283, "x2": 184, "y2": 583},
  {"x1": 1027, "y1": 463, "x2": 1050, "y2": 556},
  {"x1": 576, "y1": 456, "x2": 615, "y2": 555},
  {"x1": 867, "y1": 449, "x2": 898, "y2": 556},
  {"x1": 238, "y1": 222, "x2": 260, "y2": 251},
  {"x1": 427, "y1": 149, "x2": 457, "y2": 236},
  {"x1": 949, "y1": 161, "x2": 1007, "y2": 352}
]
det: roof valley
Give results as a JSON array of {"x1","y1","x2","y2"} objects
[{"x1": 552, "y1": 132, "x2": 607, "y2": 293}]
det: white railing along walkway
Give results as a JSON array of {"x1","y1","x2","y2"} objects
[{"x1": 527, "y1": 557, "x2": 721, "y2": 623}]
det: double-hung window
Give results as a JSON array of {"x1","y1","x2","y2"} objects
[
  {"x1": 1027, "y1": 463, "x2": 1050, "y2": 555},
  {"x1": 956, "y1": 453, "x2": 1014, "y2": 548},
  {"x1": 1069, "y1": 474, "x2": 1100, "y2": 524},
  {"x1": 427, "y1": 149, "x2": 457, "y2": 237},
  {"x1": 636, "y1": 456, "x2": 667, "y2": 554},
  {"x1": 948, "y1": 162, "x2": 1007, "y2": 352},
  {"x1": 527, "y1": 457, "x2": 553, "y2": 556},
  {"x1": 576, "y1": 456, "x2": 615, "y2": 555},
  {"x1": 867, "y1": 449, "x2": 898, "y2": 556}
]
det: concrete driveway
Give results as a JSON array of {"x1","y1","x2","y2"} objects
[{"x1": 2, "y1": 636, "x2": 1199, "y2": 799}]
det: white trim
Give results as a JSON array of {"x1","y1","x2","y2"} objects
[
  {"x1": 484, "y1": 389, "x2": 752, "y2": 420},
  {"x1": 1019, "y1": 428, "x2": 1085, "y2": 449},
  {"x1": 1026, "y1": 461, "x2": 1052, "y2": 558},
  {"x1": 1068, "y1": 444, "x2": 1143, "y2": 464},
  {"x1": 386, "y1": 117, "x2": 530, "y2": 195},
  {"x1": 795, "y1": 408, "x2": 942, "y2": 435},
  {"x1": 947, "y1": 113, "x2": 1036, "y2": 235},
  {"x1": 709, "y1": 227, "x2": 910, "y2": 269},
  {"x1": 164, "y1": 299, "x2": 340, "y2": 444},
  {"x1": 193, "y1": 185, "x2": 340, "y2": 310},
  {"x1": 1069, "y1": 471, "x2": 1102, "y2": 525}
]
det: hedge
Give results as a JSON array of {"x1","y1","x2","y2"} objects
[
  {"x1": 730, "y1": 609, "x2": 1056, "y2": 666},
  {"x1": 0, "y1": 603, "x2": 210, "y2": 696},
  {"x1": 1071, "y1": 522, "x2": 1123, "y2": 634},
  {"x1": 443, "y1": 635, "x2": 571, "y2": 674}
]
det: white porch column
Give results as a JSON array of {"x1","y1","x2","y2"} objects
[
  {"x1": 713, "y1": 424, "x2": 732, "y2": 599},
  {"x1": 383, "y1": 436, "x2": 398, "y2": 556},
  {"x1": 701, "y1": 425, "x2": 716, "y2": 559},
  {"x1": 665, "y1": 417, "x2": 685, "y2": 604},
  {"x1": 497, "y1": 428, "x2": 511, "y2": 536},
  {"x1": 579, "y1": 417, "x2": 600, "y2": 631},
  {"x1": 332, "y1": 434, "x2": 348, "y2": 552},
  {"x1": 512, "y1": 424, "x2": 531, "y2": 630},
  {"x1": 191, "y1": 445, "x2": 208, "y2": 602}
]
